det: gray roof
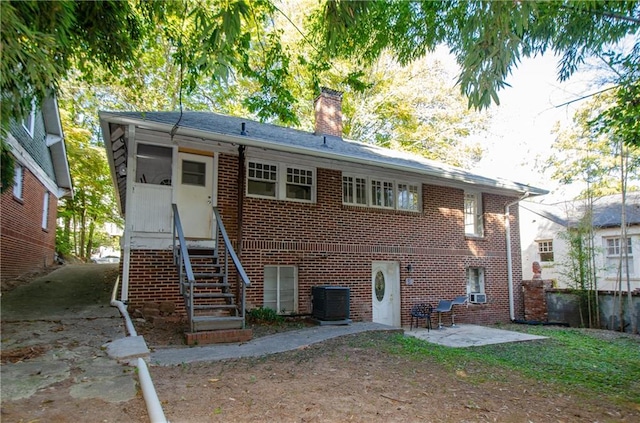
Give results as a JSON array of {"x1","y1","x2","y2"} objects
[
  {"x1": 99, "y1": 110, "x2": 548, "y2": 196},
  {"x1": 521, "y1": 192, "x2": 640, "y2": 228}
]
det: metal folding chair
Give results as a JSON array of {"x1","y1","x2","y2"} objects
[
  {"x1": 433, "y1": 300, "x2": 453, "y2": 329},
  {"x1": 450, "y1": 295, "x2": 468, "y2": 327}
]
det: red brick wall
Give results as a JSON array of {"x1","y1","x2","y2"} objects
[
  {"x1": 522, "y1": 279, "x2": 553, "y2": 321},
  {"x1": 1, "y1": 166, "x2": 58, "y2": 282},
  {"x1": 126, "y1": 250, "x2": 183, "y2": 311},
  {"x1": 126, "y1": 152, "x2": 526, "y2": 326}
]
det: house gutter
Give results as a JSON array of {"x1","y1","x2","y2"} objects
[
  {"x1": 505, "y1": 192, "x2": 530, "y2": 321},
  {"x1": 99, "y1": 113, "x2": 547, "y2": 198},
  {"x1": 111, "y1": 278, "x2": 168, "y2": 423}
]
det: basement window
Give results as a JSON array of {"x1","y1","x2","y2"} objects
[{"x1": 263, "y1": 266, "x2": 297, "y2": 314}]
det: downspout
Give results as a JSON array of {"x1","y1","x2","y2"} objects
[
  {"x1": 505, "y1": 192, "x2": 530, "y2": 321},
  {"x1": 111, "y1": 277, "x2": 168, "y2": 423},
  {"x1": 236, "y1": 145, "x2": 245, "y2": 309},
  {"x1": 121, "y1": 124, "x2": 136, "y2": 301}
]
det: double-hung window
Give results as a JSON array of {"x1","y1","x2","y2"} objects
[
  {"x1": 13, "y1": 164, "x2": 23, "y2": 199},
  {"x1": 604, "y1": 237, "x2": 634, "y2": 275},
  {"x1": 248, "y1": 161, "x2": 277, "y2": 198},
  {"x1": 342, "y1": 173, "x2": 420, "y2": 212},
  {"x1": 42, "y1": 192, "x2": 50, "y2": 230},
  {"x1": 371, "y1": 179, "x2": 395, "y2": 208},
  {"x1": 263, "y1": 266, "x2": 297, "y2": 314},
  {"x1": 467, "y1": 267, "x2": 487, "y2": 303},
  {"x1": 342, "y1": 175, "x2": 367, "y2": 206},
  {"x1": 537, "y1": 240, "x2": 554, "y2": 262},
  {"x1": 464, "y1": 192, "x2": 484, "y2": 237},
  {"x1": 286, "y1": 167, "x2": 313, "y2": 201},
  {"x1": 21, "y1": 102, "x2": 36, "y2": 137},
  {"x1": 397, "y1": 183, "x2": 420, "y2": 211},
  {"x1": 247, "y1": 160, "x2": 315, "y2": 202}
]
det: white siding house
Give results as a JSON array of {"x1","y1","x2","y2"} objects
[{"x1": 520, "y1": 193, "x2": 640, "y2": 292}]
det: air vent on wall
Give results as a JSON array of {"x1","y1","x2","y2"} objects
[{"x1": 469, "y1": 293, "x2": 487, "y2": 304}]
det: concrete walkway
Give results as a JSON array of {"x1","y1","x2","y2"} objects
[
  {"x1": 1, "y1": 264, "x2": 139, "y2": 403},
  {"x1": 151, "y1": 322, "x2": 401, "y2": 365},
  {"x1": 150, "y1": 322, "x2": 547, "y2": 366}
]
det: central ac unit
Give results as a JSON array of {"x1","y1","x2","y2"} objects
[
  {"x1": 312, "y1": 286, "x2": 350, "y2": 321},
  {"x1": 469, "y1": 293, "x2": 487, "y2": 304}
]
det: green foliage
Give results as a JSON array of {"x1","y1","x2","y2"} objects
[
  {"x1": 594, "y1": 40, "x2": 640, "y2": 148},
  {"x1": 247, "y1": 307, "x2": 284, "y2": 324},
  {"x1": 383, "y1": 326, "x2": 640, "y2": 403},
  {"x1": 55, "y1": 226, "x2": 73, "y2": 257},
  {"x1": 311, "y1": 1, "x2": 640, "y2": 150},
  {"x1": 0, "y1": 140, "x2": 15, "y2": 193},
  {"x1": 544, "y1": 91, "x2": 640, "y2": 197},
  {"x1": 56, "y1": 108, "x2": 122, "y2": 260},
  {"x1": 0, "y1": 0, "x2": 150, "y2": 130},
  {"x1": 312, "y1": 1, "x2": 639, "y2": 110}
]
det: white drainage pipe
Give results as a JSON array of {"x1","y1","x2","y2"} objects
[
  {"x1": 111, "y1": 277, "x2": 168, "y2": 423},
  {"x1": 137, "y1": 357, "x2": 168, "y2": 423},
  {"x1": 110, "y1": 278, "x2": 137, "y2": 336}
]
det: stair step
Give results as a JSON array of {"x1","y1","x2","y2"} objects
[
  {"x1": 192, "y1": 304, "x2": 238, "y2": 311},
  {"x1": 182, "y1": 283, "x2": 232, "y2": 290},
  {"x1": 192, "y1": 292, "x2": 234, "y2": 299},
  {"x1": 193, "y1": 272, "x2": 224, "y2": 279},
  {"x1": 187, "y1": 248, "x2": 217, "y2": 256},
  {"x1": 191, "y1": 316, "x2": 243, "y2": 331}
]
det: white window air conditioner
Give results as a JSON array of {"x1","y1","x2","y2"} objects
[{"x1": 469, "y1": 293, "x2": 487, "y2": 304}]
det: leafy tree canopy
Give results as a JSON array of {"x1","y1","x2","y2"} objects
[
  {"x1": 543, "y1": 90, "x2": 640, "y2": 198},
  {"x1": 311, "y1": 1, "x2": 640, "y2": 145}
]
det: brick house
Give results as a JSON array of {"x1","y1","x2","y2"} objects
[
  {"x1": 99, "y1": 88, "x2": 546, "y2": 337},
  {"x1": 1, "y1": 96, "x2": 72, "y2": 283}
]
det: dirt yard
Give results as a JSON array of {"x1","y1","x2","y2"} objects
[
  {"x1": 141, "y1": 329, "x2": 638, "y2": 423},
  {"x1": 2, "y1": 266, "x2": 639, "y2": 423}
]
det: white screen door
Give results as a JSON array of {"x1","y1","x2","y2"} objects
[{"x1": 176, "y1": 152, "x2": 214, "y2": 238}]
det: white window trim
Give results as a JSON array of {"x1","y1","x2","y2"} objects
[
  {"x1": 42, "y1": 192, "x2": 50, "y2": 229},
  {"x1": 246, "y1": 160, "x2": 316, "y2": 203},
  {"x1": 22, "y1": 103, "x2": 36, "y2": 137},
  {"x1": 13, "y1": 163, "x2": 24, "y2": 199},
  {"x1": 263, "y1": 265, "x2": 298, "y2": 314},
  {"x1": 466, "y1": 267, "x2": 486, "y2": 302},
  {"x1": 604, "y1": 237, "x2": 634, "y2": 276},
  {"x1": 537, "y1": 239, "x2": 554, "y2": 262},
  {"x1": 464, "y1": 191, "x2": 484, "y2": 237},
  {"x1": 342, "y1": 172, "x2": 421, "y2": 212}
]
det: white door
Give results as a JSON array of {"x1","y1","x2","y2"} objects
[
  {"x1": 176, "y1": 152, "x2": 214, "y2": 239},
  {"x1": 372, "y1": 261, "x2": 401, "y2": 327}
]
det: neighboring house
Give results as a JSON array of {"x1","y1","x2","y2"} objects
[
  {"x1": 520, "y1": 193, "x2": 640, "y2": 291},
  {"x1": 99, "y1": 88, "x2": 546, "y2": 336},
  {"x1": 1, "y1": 96, "x2": 73, "y2": 283}
]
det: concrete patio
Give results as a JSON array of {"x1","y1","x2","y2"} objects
[{"x1": 404, "y1": 323, "x2": 547, "y2": 347}]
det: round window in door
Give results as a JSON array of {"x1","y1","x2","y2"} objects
[{"x1": 374, "y1": 270, "x2": 385, "y2": 302}]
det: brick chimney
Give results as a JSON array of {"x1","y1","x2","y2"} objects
[{"x1": 314, "y1": 87, "x2": 343, "y2": 138}]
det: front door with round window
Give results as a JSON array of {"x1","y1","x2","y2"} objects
[{"x1": 371, "y1": 261, "x2": 400, "y2": 327}]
